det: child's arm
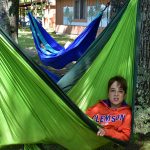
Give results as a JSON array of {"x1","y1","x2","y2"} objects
[{"x1": 103, "y1": 112, "x2": 132, "y2": 141}]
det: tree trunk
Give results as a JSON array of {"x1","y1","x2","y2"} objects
[
  {"x1": 0, "y1": 0, "x2": 19, "y2": 43},
  {"x1": 134, "y1": 0, "x2": 150, "y2": 135},
  {"x1": 110, "y1": 0, "x2": 127, "y2": 20},
  {"x1": 0, "y1": 0, "x2": 11, "y2": 35}
]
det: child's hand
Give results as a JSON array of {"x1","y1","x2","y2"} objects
[{"x1": 97, "y1": 127, "x2": 105, "y2": 136}]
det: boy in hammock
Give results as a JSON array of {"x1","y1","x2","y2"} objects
[{"x1": 86, "y1": 76, "x2": 131, "y2": 141}]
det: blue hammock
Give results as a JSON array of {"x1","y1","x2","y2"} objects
[
  {"x1": 40, "y1": 67, "x2": 61, "y2": 83},
  {"x1": 28, "y1": 7, "x2": 106, "y2": 69}
]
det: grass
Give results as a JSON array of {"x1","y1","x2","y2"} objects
[
  {"x1": 18, "y1": 28, "x2": 76, "y2": 76},
  {"x1": 18, "y1": 28, "x2": 75, "y2": 50}
]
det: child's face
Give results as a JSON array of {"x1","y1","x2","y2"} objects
[{"x1": 108, "y1": 81, "x2": 126, "y2": 108}]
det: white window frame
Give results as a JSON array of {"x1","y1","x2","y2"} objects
[{"x1": 74, "y1": 0, "x2": 86, "y2": 20}]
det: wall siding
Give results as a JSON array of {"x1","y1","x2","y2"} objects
[{"x1": 56, "y1": 0, "x2": 109, "y2": 34}]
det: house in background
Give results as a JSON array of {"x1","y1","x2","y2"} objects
[
  {"x1": 55, "y1": 0, "x2": 111, "y2": 35},
  {"x1": 19, "y1": 0, "x2": 110, "y2": 35}
]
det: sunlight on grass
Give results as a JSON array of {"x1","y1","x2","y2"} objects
[
  {"x1": 18, "y1": 28, "x2": 76, "y2": 76},
  {"x1": 18, "y1": 28, "x2": 75, "y2": 50}
]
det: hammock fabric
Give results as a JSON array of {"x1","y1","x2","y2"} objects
[
  {"x1": 0, "y1": 0, "x2": 140, "y2": 149},
  {"x1": 28, "y1": 9, "x2": 104, "y2": 69},
  {"x1": 0, "y1": 29, "x2": 111, "y2": 150},
  {"x1": 40, "y1": 66, "x2": 61, "y2": 83},
  {"x1": 57, "y1": 2, "x2": 128, "y2": 92}
]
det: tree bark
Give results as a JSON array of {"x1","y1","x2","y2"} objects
[
  {"x1": 110, "y1": 0, "x2": 127, "y2": 20},
  {"x1": 0, "y1": 0, "x2": 19, "y2": 42},
  {"x1": 134, "y1": 0, "x2": 150, "y2": 134},
  {"x1": 0, "y1": 0, "x2": 11, "y2": 35},
  {"x1": 136, "y1": 0, "x2": 150, "y2": 106}
]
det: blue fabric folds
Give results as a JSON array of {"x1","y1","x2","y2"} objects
[{"x1": 28, "y1": 12, "x2": 103, "y2": 69}]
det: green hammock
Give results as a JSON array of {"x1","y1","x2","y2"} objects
[
  {"x1": 1, "y1": 32, "x2": 110, "y2": 150},
  {"x1": 66, "y1": 0, "x2": 140, "y2": 111},
  {"x1": 0, "y1": 0, "x2": 140, "y2": 149}
]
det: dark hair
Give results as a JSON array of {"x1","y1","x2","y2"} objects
[{"x1": 108, "y1": 76, "x2": 127, "y2": 93}]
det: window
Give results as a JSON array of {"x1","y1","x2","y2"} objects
[{"x1": 74, "y1": 0, "x2": 86, "y2": 19}]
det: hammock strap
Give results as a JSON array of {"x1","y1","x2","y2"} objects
[{"x1": 102, "y1": 1, "x2": 111, "y2": 12}]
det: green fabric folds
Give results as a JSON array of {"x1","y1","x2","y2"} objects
[
  {"x1": 66, "y1": 0, "x2": 139, "y2": 111},
  {"x1": 0, "y1": 31, "x2": 110, "y2": 149}
]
